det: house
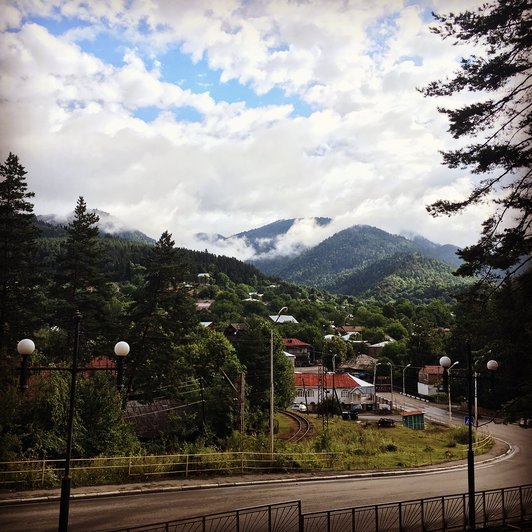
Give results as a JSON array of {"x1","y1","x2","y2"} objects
[
  {"x1": 335, "y1": 325, "x2": 365, "y2": 335},
  {"x1": 269, "y1": 314, "x2": 298, "y2": 324},
  {"x1": 82, "y1": 356, "x2": 116, "y2": 379},
  {"x1": 417, "y1": 365, "x2": 444, "y2": 397},
  {"x1": 224, "y1": 322, "x2": 250, "y2": 342},
  {"x1": 340, "y1": 354, "x2": 377, "y2": 382},
  {"x1": 200, "y1": 321, "x2": 215, "y2": 329},
  {"x1": 367, "y1": 338, "x2": 395, "y2": 357},
  {"x1": 196, "y1": 299, "x2": 214, "y2": 311},
  {"x1": 284, "y1": 351, "x2": 296, "y2": 369},
  {"x1": 197, "y1": 273, "x2": 210, "y2": 284},
  {"x1": 125, "y1": 399, "x2": 182, "y2": 439},
  {"x1": 282, "y1": 338, "x2": 312, "y2": 367},
  {"x1": 293, "y1": 372, "x2": 375, "y2": 412}
]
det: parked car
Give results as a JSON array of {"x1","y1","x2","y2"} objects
[
  {"x1": 291, "y1": 402, "x2": 307, "y2": 412},
  {"x1": 377, "y1": 418, "x2": 395, "y2": 428},
  {"x1": 518, "y1": 418, "x2": 531, "y2": 428}
]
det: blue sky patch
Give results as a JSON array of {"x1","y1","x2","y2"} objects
[
  {"x1": 159, "y1": 46, "x2": 311, "y2": 117},
  {"x1": 133, "y1": 105, "x2": 203, "y2": 123}
]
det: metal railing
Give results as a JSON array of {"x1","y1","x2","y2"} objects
[
  {"x1": 110, "y1": 485, "x2": 531, "y2": 532},
  {"x1": 114, "y1": 500, "x2": 302, "y2": 532},
  {"x1": 0, "y1": 452, "x2": 340, "y2": 488}
]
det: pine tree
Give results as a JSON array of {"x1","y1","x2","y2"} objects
[
  {"x1": 0, "y1": 153, "x2": 40, "y2": 354},
  {"x1": 421, "y1": 0, "x2": 531, "y2": 284},
  {"x1": 126, "y1": 231, "x2": 198, "y2": 396},
  {"x1": 52, "y1": 197, "x2": 112, "y2": 359}
]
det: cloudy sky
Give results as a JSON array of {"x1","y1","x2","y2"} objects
[{"x1": 1, "y1": 0, "x2": 491, "y2": 259}]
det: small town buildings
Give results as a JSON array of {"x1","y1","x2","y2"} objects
[
  {"x1": 293, "y1": 372, "x2": 374, "y2": 412},
  {"x1": 367, "y1": 338, "x2": 395, "y2": 357},
  {"x1": 417, "y1": 365, "x2": 444, "y2": 397},
  {"x1": 284, "y1": 351, "x2": 296, "y2": 369},
  {"x1": 224, "y1": 322, "x2": 250, "y2": 342},
  {"x1": 282, "y1": 338, "x2": 312, "y2": 367},
  {"x1": 335, "y1": 325, "x2": 365, "y2": 335},
  {"x1": 269, "y1": 314, "x2": 298, "y2": 324},
  {"x1": 197, "y1": 273, "x2": 211, "y2": 284},
  {"x1": 196, "y1": 299, "x2": 214, "y2": 311}
]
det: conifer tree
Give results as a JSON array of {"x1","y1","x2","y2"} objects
[
  {"x1": 0, "y1": 153, "x2": 40, "y2": 354},
  {"x1": 421, "y1": 0, "x2": 531, "y2": 284},
  {"x1": 126, "y1": 231, "x2": 197, "y2": 396},
  {"x1": 52, "y1": 197, "x2": 112, "y2": 359}
]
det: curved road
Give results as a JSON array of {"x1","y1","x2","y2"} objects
[{"x1": 1, "y1": 397, "x2": 531, "y2": 531}]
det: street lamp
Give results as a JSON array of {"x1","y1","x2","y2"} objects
[
  {"x1": 439, "y1": 344, "x2": 498, "y2": 530},
  {"x1": 270, "y1": 306, "x2": 287, "y2": 456},
  {"x1": 402, "y1": 363, "x2": 411, "y2": 395},
  {"x1": 372, "y1": 361, "x2": 381, "y2": 411},
  {"x1": 439, "y1": 356, "x2": 459, "y2": 426},
  {"x1": 17, "y1": 313, "x2": 129, "y2": 532},
  {"x1": 387, "y1": 362, "x2": 394, "y2": 412}
]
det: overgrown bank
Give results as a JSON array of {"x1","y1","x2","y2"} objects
[{"x1": 0, "y1": 420, "x2": 493, "y2": 490}]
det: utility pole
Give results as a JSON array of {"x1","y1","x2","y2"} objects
[{"x1": 238, "y1": 372, "x2": 245, "y2": 433}]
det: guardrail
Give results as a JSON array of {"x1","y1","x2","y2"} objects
[{"x1": 109, "y1": 485, "x2": 531, "y2": 532}]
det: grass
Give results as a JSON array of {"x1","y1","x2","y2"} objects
[
  {"x1": 1, "y1": 417, "x2": 493, "y2": 489},
  {"x1": 275, "y1": 415, "x2": 492, "y2": 471}
]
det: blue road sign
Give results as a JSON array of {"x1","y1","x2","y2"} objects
[{"x1": 464, "y1": 416, "x2": 475, "y2": 425}]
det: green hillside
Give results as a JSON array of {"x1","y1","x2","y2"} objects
[
  {"x1": 252, "y1": 225, "x2": 471, "y2": 301},
  {"x1": 333, "y1": 252, "x2": 471, "y2": 301}
]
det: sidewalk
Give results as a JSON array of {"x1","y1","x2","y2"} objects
[{"x1": 0, "y1": 436, "x2": 511, "y2": 505}]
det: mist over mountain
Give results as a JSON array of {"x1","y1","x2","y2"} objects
[
  {"x1": 36, "y1": 210, "x2": 155, "y2": 244},
  {"x1": 196, "y1": 217, "x2": 333, "y2": 257}
]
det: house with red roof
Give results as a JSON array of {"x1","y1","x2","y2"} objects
[
  {"x1": 293, "y1": 371, "x2": 374, "y2": 412},
  {"x1": 282, "y1": 338, "x2": 312, "y2": 367}
]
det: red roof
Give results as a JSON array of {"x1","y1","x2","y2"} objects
[
  {"x1": 421, "y1": 365, "x2": 444, "y2": 375},
  {"x1": 294, "y1": 372, "x2": 364, "y2": 389},
  {"x1": 82, "y1": 356, "x2": 116, "y2": 379},
  {"x1": 282, "y1": 338, "x2": 311, "y2": 347}
]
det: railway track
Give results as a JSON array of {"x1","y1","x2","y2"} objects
[{"x1": 279, "y1": 409, "x2": 313, "y2": 442}]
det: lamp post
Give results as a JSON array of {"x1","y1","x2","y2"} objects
[
  {"x1": 439, "y1": 356, "x2": 459, "y2": 426},
  {"x1": 17, "y1": 313, "x2": 129, "y2": 532},
  {"x1": 387, "y1": 362, "x2": 394, "y2": 412},
  {"x1": 332, "y1": 354, "x2": 337, "y2": 418},
  {"x1": 372, "y1": 361, "x2": 381, "y2": 411},
  {"x1": 439, "y1": 344, "x2": 498, "y2": 530},
  {"x1": 270, "y1": 306, "x2": 287, "y2": 456},
  {"x1": 402, "y1": 363, "x2": 411, "y2": 395}
]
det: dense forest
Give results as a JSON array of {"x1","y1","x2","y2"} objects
[
  {"x1": 252, "y1": 225, "x2": 473, "y2": 301},
  {"x1": 1, "y1": 152, "x2": 530, "y2": 464}
]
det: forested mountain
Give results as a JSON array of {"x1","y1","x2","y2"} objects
[
  {"x1": 251, "y1": 225, "x2": 470, "y2": 301},
  {"x1": 333, "y1": 252, "x2": 468, "y2": 300},
  {"x1": 36, "y1": 211, "x2": 155, "y2": 244},
  {"x1": 37, "y1": 210, "x2": 467, "y2": 301}
]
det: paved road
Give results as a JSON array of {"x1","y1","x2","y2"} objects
[{"x1": 1, "y1": 396, "x2": 530, "y2": 531}]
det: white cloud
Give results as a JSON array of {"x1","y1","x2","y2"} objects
[{"x1": 0, "y1": 0, "x2": 494, "y2": 260}]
